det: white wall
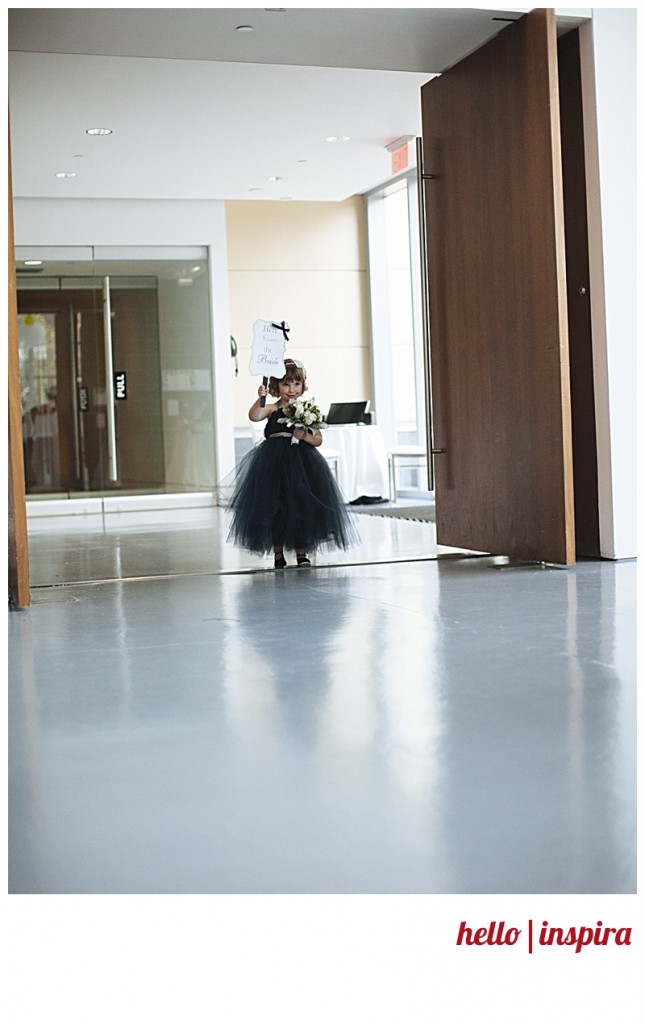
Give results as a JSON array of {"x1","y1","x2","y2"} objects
[
  {"x1": 226, "y1": 198, "x2": 370, "y2": 428},
  {"x1": 580, "y1": 10, "x2": 637, "y2": 559},
  {"x1": 13, "y1": 198, "x2": 236, "y2": 480}
]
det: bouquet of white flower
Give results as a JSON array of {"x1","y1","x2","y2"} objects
[{"x1": 277, "y1": 397, "x2": 325, "y2": 445}]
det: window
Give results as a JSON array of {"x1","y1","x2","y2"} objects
[{"x1": 366, "y1": 174, "x2": 430, "y2": 495}]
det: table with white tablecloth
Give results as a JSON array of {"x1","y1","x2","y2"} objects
[{"x1": 323, "y1": 424, "x2": 389, "y2": 502}]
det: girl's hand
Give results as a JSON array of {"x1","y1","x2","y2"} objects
[
  {"x1": 293, "y1": 427, "x2": 322, "y2": 446},
  {"x1": 248, "y1": 386, "x2": 272, "y2": 421}
]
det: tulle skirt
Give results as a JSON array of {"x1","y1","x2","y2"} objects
[{"x1": 225, "y1": 436, "x2": 358, "y2": 554}]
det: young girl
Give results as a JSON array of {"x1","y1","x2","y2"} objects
[{"x1": 228, "y1": 359, "x2": 357, "y2": 567}]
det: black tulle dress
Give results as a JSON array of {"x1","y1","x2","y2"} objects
[{"x1": 227, "y1": 407, "x2": 358, "y2": 555}]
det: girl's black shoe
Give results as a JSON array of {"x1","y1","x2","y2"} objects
[
  {"x1": 274, "y1": 552, "x2": 287, "y2": 569},
  {"x1": 296, "y1": 555, "x2": 311, "y2": 567}
]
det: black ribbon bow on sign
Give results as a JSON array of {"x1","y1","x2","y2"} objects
[{"x1": 271, "y1": 321, "x2": 290, "y2": 342}]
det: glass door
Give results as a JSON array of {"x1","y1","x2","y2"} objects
[
  {"x1": 16, "y1": 248, "x2": 216, "y2": 500},
  {"x1": 18, "y1": 309, "x2": 63, "y2": 493},
  {"x1": 18, "y1": 284, "x2": 105, "y2": 494}
]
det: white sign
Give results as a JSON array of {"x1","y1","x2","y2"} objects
[{"x1": 249, "y1": 319, "x2": 288, "y2": 378}]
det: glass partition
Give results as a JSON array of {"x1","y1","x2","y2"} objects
[
  {"x1": 16, "y1": 249, "x2": 216, "y2": 500},
  {"x1": 366, "y1": 176, "x2": 430, "y2": 497}
]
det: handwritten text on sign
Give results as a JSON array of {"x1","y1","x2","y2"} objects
[{"x1": 249, "y1": 319, "x2": 287, "y2": 377}]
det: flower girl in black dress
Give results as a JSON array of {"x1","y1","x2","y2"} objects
[{"x1": 228, "y1": 359, "x2": 357, "y2": 567}]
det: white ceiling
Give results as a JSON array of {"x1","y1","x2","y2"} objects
[{"x1": 8, "y1": 7, "x2": 590, "y2": 204}]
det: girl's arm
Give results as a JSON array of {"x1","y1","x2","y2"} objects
[{"x1": 248, "y1": 385, "x2": 275, "y2": 421}]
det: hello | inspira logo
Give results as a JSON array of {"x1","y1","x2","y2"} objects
[{"x1": 456, "y1": 920, "x2": 632, "y2": 954}]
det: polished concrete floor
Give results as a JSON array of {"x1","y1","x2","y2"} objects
[{"x1": 9, "y1": 507, "x2": 636, "y2": 893}]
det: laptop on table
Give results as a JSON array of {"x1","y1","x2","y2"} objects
[{"x1": 325, "y1": 401, "x2": 370, "y2": 425}]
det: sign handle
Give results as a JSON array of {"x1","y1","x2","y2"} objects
[{"x1": 260, "y1": 376, "x2": 268, "y2": 407}]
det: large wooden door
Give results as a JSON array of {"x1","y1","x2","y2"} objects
[{"x1": 421, "y1": 8, "x2": 575, "y2": 565}]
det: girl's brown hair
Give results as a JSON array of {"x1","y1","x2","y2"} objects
[{"x1": 268, "y1": 359, "x2": 307, "y2": 397}]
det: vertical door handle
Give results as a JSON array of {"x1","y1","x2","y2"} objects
[{"x1": 102, "y1": 276, "x2": 119, "y2": 482}]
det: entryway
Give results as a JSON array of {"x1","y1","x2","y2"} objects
[{"x1": 16, "y1": 249, "x2": 217, "y2": 504}]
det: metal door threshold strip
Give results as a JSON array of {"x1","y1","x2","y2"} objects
[{"x1": 28, "y1": 552, "x2": 491, "y2": 592}]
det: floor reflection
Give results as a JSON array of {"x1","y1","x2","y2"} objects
[
  {"x1": 9, "y1": 532, "x2": 636, "y2": 893},
  {"x1": 26, "y1": 504, "x2": 452, "y2": 586}
]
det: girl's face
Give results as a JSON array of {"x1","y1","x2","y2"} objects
[{"x1": 278, "y1": 377, "x2": 305, "y2": 402}]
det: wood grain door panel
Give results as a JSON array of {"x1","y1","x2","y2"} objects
[{"x1": 421, "y1": 8, "x2": 575, "y2": 565}]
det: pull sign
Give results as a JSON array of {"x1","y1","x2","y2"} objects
[
  {"x1": 114, "y1": 371, "x2": 127, "y2": 400},
  {"x1": 78, "y1": 386, "x2": 89, "y2": 412}
]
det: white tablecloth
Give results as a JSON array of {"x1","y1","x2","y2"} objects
[{"x1": 323, "y1": 425, "x2": 389, "y2": 502}]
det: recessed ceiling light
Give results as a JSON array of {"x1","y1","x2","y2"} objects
[
  {"x1": 55, "y1": 172, "x2": 76, "y2": 178},
  {"x1": 325, "y1": 136, "x2": 350, "y2": 143},
  {"x1": 266, "y1": 175, "x2": 285, "y2": 182},
  {"x1": 236, "y1": 25, "x2": 253, "y2": 32},
  {"x1": 191, "y1": 266, "x2": 201, "y2": 273},
  {"x1": 86, "y1": 128, "x2": 112, "y2": 135},
  {"x1": 24, "y1": 260, "x2": 43, "y2": 266}
]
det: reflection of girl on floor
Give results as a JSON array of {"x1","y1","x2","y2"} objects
[{"x1": 227, "y1": 359, "x2": 357, "y2": 568}]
